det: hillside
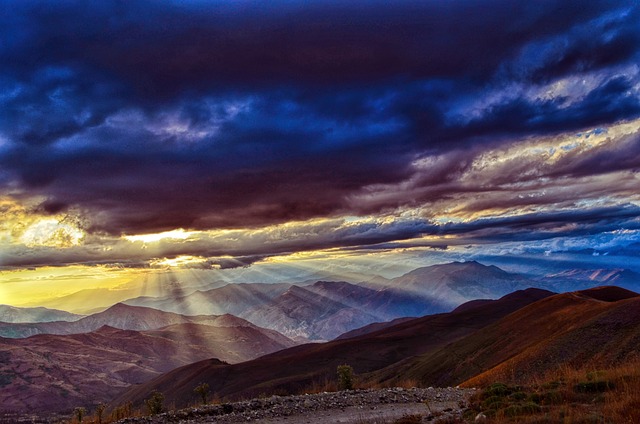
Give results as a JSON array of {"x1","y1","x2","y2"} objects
[
  {"x1": 368, "y1": 286, "x2": 640, "y2": 388},
  {"x1": 0, "y1": 321, "x2": 296, "y2": 413},
  {"x1": 111, "y1": 288, "x2": 554, "y2": 410}
]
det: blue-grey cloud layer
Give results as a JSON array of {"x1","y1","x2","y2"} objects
[{"x1": 1, "y1": 0, "x2": 639, "y2": 250}]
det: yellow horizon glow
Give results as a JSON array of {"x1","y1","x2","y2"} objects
[{"x1": 0, "y1": 265, "x2": 143, "y2": 308}]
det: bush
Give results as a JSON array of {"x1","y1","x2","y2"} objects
[
  {"x1": 94, "y1": 403, "x2": 106, "y2": 424},
  {"x1": 73, "y1": 407, "x2": 86, "y2": 423},
  {"x1": 145, "y1": 390, "x2": 165, "y2": 415},
  {"x1": 111, "y1": 402, "x2": 132, "y2": 420},
  {"x1": 194, "y1": 382, "x2": 210, "y2": 405},
  {"x1": 337, "y1": 364, "x2": 355, "y2": 391},
  {"x1": 503, "y1": 401, "x2": 541, "y2": 417},
  {"x1": 483, "y1": 382, "x2": 511, "y2": 398}
]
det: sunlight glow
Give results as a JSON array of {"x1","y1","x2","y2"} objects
[
  {"x1": 0, "y1": 265, "x2": 140, "y2": 308},
  {"x1": 20, "y1": 218, "x2": 85, "y2": 247},
  {"x1": 150, "y1": 255, "x2": 205, "y2": 268},
  {"x1": 124, "y1": 229, "x2": 195, "y2": 243}
]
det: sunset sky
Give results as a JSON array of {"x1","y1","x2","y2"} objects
[{"x1": 1, "y1": 1, "x2": 640, "y2": 307}]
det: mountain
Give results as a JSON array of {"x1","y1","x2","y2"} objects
[
  {"x1": 125, "y1": 280, "x2": 439, "y2": 341},
  {"x1": 540, "y1": 268, "x2": 640, "y2": 292},
  {"x1": 0, "y1": 305, "x2": 83, "y2": 323},
  {"x1": 376, "y1": 261, "x2": 545, "y2": 307},
  {"x1": 369, "y1": 286, "x2": 640, "y2": 388},
  {"x1": 307, "y1": 280, "x2": 437, "y2": 320},
  {"x1": 111, "y1": 288, "x2": 554, "y2": 410},
  {"x1": 118, "y1": 262, "x2": 544, "y2": 341},
  {"x1": 0, "y1": 321, "x2": 297, "y2": 413},
  {"x1": 241, "y1": 284, "x2": 382, "y2": 341},
  {"x1": 0, "y1": 303, "x2": 283, "y2": 339},
  {"x1": 124, "y1": 282, "x2": 292, "y2": 316}
]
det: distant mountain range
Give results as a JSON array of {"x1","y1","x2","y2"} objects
[
  {"x1": 0, "y1": 303, "x2": 288, "y2": 339},
  {"x1": 0, "y1": 305, "x2": 83, "y2": 323},
  {"x1": 541, "y1": 268, "x2": 640, "y2": 292},
  {"x1": 124, "y1": 261, "x2": 545, "y2": 340}
]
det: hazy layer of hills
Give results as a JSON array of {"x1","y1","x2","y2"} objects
[
  {"x1": 0, "y1": 305, "x2": 83, "y2": 323},
  {"x1": 1, "y1": 261, "x2": 639, "y2": 416},
  {"x1": 124, "y1": 261, "x2": 545, "y2": 340},
  {"x1": 0, "y1": 303, "x2": 288, "y2": 340}
]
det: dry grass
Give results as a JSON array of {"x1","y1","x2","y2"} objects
[{"x1": 463, "y1": 357, "x2": 640, "y2": 423}]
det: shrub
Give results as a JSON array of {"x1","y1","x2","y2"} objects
[
  {"x1": 145, "y1": 390, "x2": 165, "y2": 415},
  {"x1": 194, "y1": 382, "x2": 210, "y2": 405},
  {"x1": 337, "y1": 364, "x2": 355, "y2": 391},
  {"x1": 94, "y1": 403, "x2": 106, "y2": 424},
  {"x1": 73, "y1": 407, "x2": 86, "y2": 423},
  {"x1": 483, "y1": 382, "x2": 511, "y2": 398},
  {"x1": 111, "y1": 401, "x2": 133, "y2": 420},
  {"x1": 503, "y1": 401, "x2": 541, "y2": 417}
]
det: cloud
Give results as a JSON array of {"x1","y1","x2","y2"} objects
[
  {"x1": 2, "y1": 203, "x2": 639, "y2": 270},
  {"x1": 0, "y1": 0, "x2": 639, "y2": 270}
]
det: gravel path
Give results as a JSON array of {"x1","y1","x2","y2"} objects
[{"x1": 118, "y1": 387, "x2": 474, "y2": 424}]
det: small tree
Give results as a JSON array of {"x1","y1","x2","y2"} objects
[
  {"x1": 73, "y1": 407, "x2": 86, "y2": 423},
  {"x1": 111, "y1": 401, "x2": 132, "y2": 421},
  {"x1": 337, "y1": 364, "x2": 355, "y2": 391},
  {"x1": 194, "y1": 382, "x2": 210, "y2": 405},
  {"x1": 95, "y1": 403, "x2": 106, "y2": 424},
  {"x1": 145, "y1": 390, "x2": 165, "y2": 415}
]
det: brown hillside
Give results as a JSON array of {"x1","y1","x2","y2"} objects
[
  {"x1": 368, "y1": 287, "x2": 640, "y2": 389},
  {"x1": 0, "y1": 322, "x2": 295, "y2": 414}
]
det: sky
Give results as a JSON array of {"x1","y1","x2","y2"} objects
[{"x1": 1, "y1": 0, "x2": 640, "y2": 306}]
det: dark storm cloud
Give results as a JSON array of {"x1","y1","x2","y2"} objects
[
  {"x1": 0, "y1": 0, "x2": 639, "y2": 236},
  {"x1": 437, "y1": 205, "x2": 640, "y2": 243},
  {"x1": 3, "y1": 1, "x2": 625, "y2": 92}
]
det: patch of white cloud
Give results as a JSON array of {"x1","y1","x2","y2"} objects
[{"x1": 19, "y1": 218, "x2": 85, "y2": 248}]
